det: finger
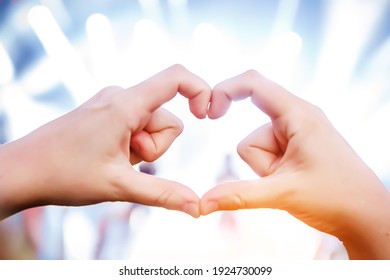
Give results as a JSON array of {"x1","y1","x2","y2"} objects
[
  {"x1": 237, "y1": 122, "x2": 283, "y2": 177},
  {"x1": 130, "y1": 108, "x2": 183, "y2": 163},
  {"x1": 118, "y1": 166, "x2": 200, "y2": 218},
  {"x1": 200, "y1": 176, "x2": 290, "y2": 215},
  {"x1": 127, "y1": 64, "x2": 211, "y2": 119},
  {"x1": 129, "y1": 153, "x2": 142, "y2": 166},
  {"x1": 208, "y1": 69, "x2": 298, "y2": 120}
]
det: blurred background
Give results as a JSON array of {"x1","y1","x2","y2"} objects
[{"x1": 1, "y1": 0, "x2": 390, "y2": 260}]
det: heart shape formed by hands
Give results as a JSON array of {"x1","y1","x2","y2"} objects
[
  {"x1": 4, "y1": 64, "x2": 389, "y2": 259},
  {"x1": 123, "y1": 64, "x2": 390, "y2": 258},
  {"x1": 123, "y1": 65, "x2": 304, "y2": 219},
  {"x1": 10, "y1": 64, "x2": 293, "y2": 221}
]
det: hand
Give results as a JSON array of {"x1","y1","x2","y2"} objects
[
  {"x1": 0, "y1": 65, "x2": 210, "y2": 219},
  {"x1": 201, "y1": 70, "x2": 390, "y2": 259}
]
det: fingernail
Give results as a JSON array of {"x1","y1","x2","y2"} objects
[
  {"x1": 183, "y1": 202, "x2": 200, "y2": 218},
  {"x1": 202, "y1": 201, "x2": 218, "y2": 215}
]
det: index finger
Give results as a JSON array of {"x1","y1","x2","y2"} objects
[
  {"x1": 127, "y1": 64, "x2": 211, "y2": 119},
  {"x1": 208, "y1": 70, "x2": 299, "y2": 120}
]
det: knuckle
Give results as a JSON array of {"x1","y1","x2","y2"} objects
[
  {"x1": 236, "y1": 141, "x2": 245, "y2": 158},
  {"x1": 173, "y1": 116, "x2": 184, "y2": 134},
  {"x1": 229, "y1": 193, "x2": 246, "y2": 210},
  {"x1": 244, "y1": 69, "x2": 260, "y2": 77},
  {"x1": 155, "y1": 188, "x2": 173, "y2": 208},
  {"x1": 295, "y1": 100, "x2": 329, "y2": 128},
  {"x1": 132, "y1": 142, "x2": 159, "y2": 163},
  {"x1": 212, "y1": 81, "x2": 229, "y2": 96},
  {"x1": 243, "y1": 69, "x2": 263, "y2": 81},
  {"x1": 91, "y1": 86, "x2": 125, "y2": 110},
  {"x1": 310, "y1": 103, "x2": 326, "y2": 118},
  {"x1": 236, "y1": 139, "x2": 251, "y2": 160},
  {"x1": 168, "y1": 64, "x2": 187, "y2": 76},
  {"x1": 144, "y1": 151, "x2": 160, "y2": 162},
  {"x1": 296, "y1": 99, "x2": 325, "y2": 118},
  {"x1": 96, "y1": 86, "x2": 123, "y2": 100}
]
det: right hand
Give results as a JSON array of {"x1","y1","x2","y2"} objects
[{"x1": 201, "y1": 70, "x2": 390, "y2": 259}]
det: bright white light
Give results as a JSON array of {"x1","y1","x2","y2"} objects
[
  {"x1": 19, "y1": 58, "x2": 60, "y2": 97},
  {"x1": 372, "y1": 102, "x2": 390, "y2": 179},
  {"x1": 271, "y1": 0, "x2": 301, "y2": 34},
  {"x1": 0, "y1": 42, "x2": 14, "y2": 85},
  {"x1": 63, "y1": 210, "x2": 97, "y2": 259},
  {"x1": 168, "y1": 0, "x2": 187, "y2": 9},
  {"x1": 193, "y1": 23, "x2": 219, "y2": 43},
  {"x1": 168, "y1": 0, "x2": 189, "y2": 32},
  {"x1": 138, "y1": 0, "x2": 161, "y2": 21},
  {"x1": 158, "y1": 22, "x2": 265, "y2": 195},
  {"x1": 133, "y1": 19, "x2": 165, "y2": 44},
  {"x1": 39, "y1": 0, "x2": 72, "y2": 27},
  {"x1": 302, "y1": 0, "x2": 388, "y2": 160},
  {"x1": 2, "y1": 84, "x2": 65, "y2": 140},
  {"x1": 125, "y1": 19, "x2": 177, "y2": 81},
  {"x1": 266, "y1": 31, "x2": 303, "y2": 61},
  {"x1": 168, "y1": 0, "x2": 187, "y2": 6},
  {"x1": 27, "y1": 6, "x2": 72, "y2": 63},
  {"x1": 28, "y1": 5, "x2": 95, "y2": 104},
  {"x1": 360, "y1": 37, "x2": 390, "y2": 103},
  {"x1": 138, "y1": 0, "x2": 159, "y2": 11},
  {"x1": 191, "y1": 23, "x2": 245, "y2": 82},
  {"x1": 256, "y1": 31, "x2": 303, "y2": 87},
  {"x1": 312, "y1": 0, "x2": 387, "y2": 95},
  {"x1": 129, "y1": 208, "x2": 226, "y2": 259},
  {"x1": 86, "y1": 13, "x2": 117, "y2": 87}
]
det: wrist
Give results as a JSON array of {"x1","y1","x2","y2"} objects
[
  {"x1": 0, "y1": 136, "x2": 45, "y2": 220},
  {"x1": 337, "y1": 177, "x2": 390, "y2": 259}
]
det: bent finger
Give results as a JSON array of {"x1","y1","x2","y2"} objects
[
  {"x1": 126, "y1": 64, "x2": 211, "y2": 119},
  {"x1": 130, "y1": 108, "x2": 183, "y2": 163},
  {"x1": 208, "y1": 70, "x2": 300, "y2": 120},
  {"x1": 237, "y1": 123, "x2": 283, "y2": 177}
]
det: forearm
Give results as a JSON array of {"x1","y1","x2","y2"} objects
[
  {"x1": 0, "y1": 137, "x2": 44, "y2": 220},
  {"x1": 338, "y1": 179, "x2": 390, "y2": 259}
]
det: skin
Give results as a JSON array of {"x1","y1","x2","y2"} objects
[
  {"x1": 0, "y1": 64, "x2": 211, "y2": 220},
  {"x1": 1, "y1": 65, "x2": 389, "y2": 259},
  {"x1": 201, "y1": 69, "x2": 390, "y2": 259}
]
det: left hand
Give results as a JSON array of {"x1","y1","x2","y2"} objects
[{"x1": 0, "y1": 65, "x2": 210, "y2": 219}]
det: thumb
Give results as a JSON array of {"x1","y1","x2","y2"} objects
[
  {"x1": 117, "y1": 166, "x2": 200, "y2": 218},
  {"x1": 200, "y1": 175, "x2": 291, "y2": 215}
]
